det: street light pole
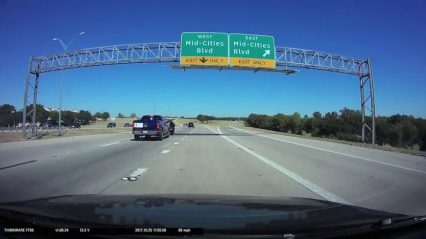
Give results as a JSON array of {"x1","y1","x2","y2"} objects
[
  {"x1": 53, "y1": 32, "x2": 85, "y2": 135},
  {"x1": 59, "y1": 70, "x2": 64, "y2": 130}
]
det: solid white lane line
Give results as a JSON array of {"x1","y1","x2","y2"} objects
[
  {"x1": 101, "y1": 142, "x2": 120, "y2": 147},
  {"x1": 129, "y1": 168, "x2": 148, "y2": 177},
  {"x1": 161, "y1": 149, "x2": 170, "y2": 154},
  {"x1": 205, "y1": 126, "x2": 348, "y2": 204},
  {"x1": 174, "y1": 142, "x2": 179, "y2": 145},
  {"x1": 229, "y1": 126, "x2": 426, "y2": 175},
  {"x1": 205, "y1": 126, "x2": 219, "y2": 134}
]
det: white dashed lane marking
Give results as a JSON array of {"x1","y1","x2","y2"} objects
[
  {"x1": 129, "y1": 168, "x2": 148, "y2": 177},
  {"x1": 161, "y1": 150, "x2": 170, "y2": 154},
  {"x1": 101, "y1": 142, "x2": 120, "y2": 147}
]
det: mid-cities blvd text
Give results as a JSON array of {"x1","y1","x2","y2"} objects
[
  {"x1": 184, "y1": 40, "x2": 224, "y2": 54},
  {"x1": 3, "y1": 227, "x2": 204, "y2": 235}
]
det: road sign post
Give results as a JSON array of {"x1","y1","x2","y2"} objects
[
  {"x1": 180, "y1": 32, "x2": 228, "y2": 67},
  {"x1": 229, "y1": 33, "x2": 276, "y2": 69}
]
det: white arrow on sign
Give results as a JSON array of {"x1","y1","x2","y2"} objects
[{"x1": 262, "y1": 50, "x2": 271, "y2": 57}]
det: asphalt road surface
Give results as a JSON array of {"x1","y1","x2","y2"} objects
[{"x1": 1, "y1": 124, "x2": 425, "y2": 216}]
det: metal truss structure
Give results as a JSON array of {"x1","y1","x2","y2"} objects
[{"x1": 23, "y1": 42, "x2": 375, "y2": 144}]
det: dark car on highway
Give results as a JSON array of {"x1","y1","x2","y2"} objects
[
  {"x1": 69, "y1": 122, "x2": 81, "y2": 129},
  {"x1": 107, "y1": 122, "x2": 116, "y2": 128},
  {"x1": 132, "y1": 115, "x2": 171, "y2": 141},
  {"x1": 188, "y1": 122, "x2": 194, "y2": 128},
  {"x1": 43, "y1": 120, "x2": 58, "y2": 129},
  {"x1": 123, "y1": 123, "x2": 131, "y2": 128}
]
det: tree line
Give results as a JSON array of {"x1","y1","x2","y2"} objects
[
  {"x1": 246, "y1": 108, "x2": 426, "y2": 151},
  {"x1": 196, "y1": 114, "x2": 247, "y2": 123},
  {"x1": 0, "y1": 104, "x2": 112, "y2": 126},
  {"x1": 116, "y1": 113, "x2": 138, "y2": 118}
]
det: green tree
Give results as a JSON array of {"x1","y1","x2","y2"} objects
[
  {"x1": 61, "y1": 110, "x2": 75, "y2": 126},
  {"x1": 339, "y1": 108, "x2": 362, "y2": 135},
  {"x1": 130, "y1": 113, "x2": 137, "y2": 118},
  {"x1": 247, "y1": 110, "x2": 426, "y2": 151},
  {"x1": 117, "y1": 113, "x2": 125, "y2": 118},
  {"x1": 0, "y1": 104, "x2": 17, "y2": 126},
  {"x1": 196, "y1": 114, "x2": 204, "y2": 123},
  {"x1": 78, "y1": 110, "x2": 92, "y2": 124},
  {"x1": 101, "y1": 112, "x2": 110, "y2": 120},
  {"x1": 319, "y1": 111, "x2": 340, "y2": 137},
  {"x1": 197, "y1": 114, "x2": 213, "y2": 123},
  {"x1": 401, "y1": 118, "x2": 418, "y2": 148},
  {"x1": 313, "y1": 111, "x2": 322, "y2": 119},
  {"x1": 303, "y1": 117, "x2": 314, "y2": 133},
  {"x1": 0, "y1": 104, "x2": 16, "y2": 115},
  {"x1": 24, "y1": 104, "x2": 49, "y2": 123},
  {"x1": 389, "y1": 125, "x2": 402, "y2": 147},
  {"x1": 272, "y1": 114, "x2": 288, "y2": 132},
  {"x1": 311, "y1": 111, "x2": 322, "y2": 135},
  {"x1": 49, "y1": 111, "x2": 59, "y2": 121},
  {"x1": 413, "y1": 118, "x2": 426, "y2": 151},
  {"x1": 289, "y1": 112, "x2": 301, "y2": 134},
  {"x1": 375, "y1": 116, "x2": 392, "y2": 145}
]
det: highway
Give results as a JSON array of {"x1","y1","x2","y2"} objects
[{"x1": 0, "y1": 124, "x2": 425, "y2": 216}]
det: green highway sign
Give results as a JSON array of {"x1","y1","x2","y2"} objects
[
  {"x1": 180, "y1": 32, "x2": 277, "y2": 69},
  {"x1": 180, "y1": 32, "x2": 228, "y2": 66},
  {"x1": 229, "y1": 33, "x2": 276, "y2": 69}
]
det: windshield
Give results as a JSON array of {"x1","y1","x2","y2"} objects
[{"x1": 0, "y1": 0, "x2": 426, "y2": 237}]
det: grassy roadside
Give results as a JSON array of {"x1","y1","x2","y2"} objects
[
  {"x1": 83, "y1": 117, "x2": 136, "y2": 129},
  {"x1": 0, "y1": 128, "x2": 132, "y2": 143},
  {"x1": 174, "y1": 118, "x2": 244, "y2": 127},
  {"x1": 240, "y1": 125, "x2": 426, "y2": 157},
  {"x1": 0, "y1": 118, "x2": 136, "y2": 143},
  {"x1": 0, "y1": 132, "x2": 23, "y2": 143}
]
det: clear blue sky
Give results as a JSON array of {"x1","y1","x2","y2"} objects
[{"x1": 0, "y1": 0, "x2": 425, "y2": 118}]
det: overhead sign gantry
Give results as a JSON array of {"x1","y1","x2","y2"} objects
[{"x1": 22, "y1": 33, "x2": 376, "y2": 145}]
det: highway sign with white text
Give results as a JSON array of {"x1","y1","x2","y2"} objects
[
  {"x1": 229, "y1": 33, "x2": 276, "y2": 69},
  {"x1": 180, "y1": 32, "x2": 228, "y2": 66}
]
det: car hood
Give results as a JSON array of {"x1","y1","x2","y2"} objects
[{"x1": 0, "y1": 194, "x2": 409, "y2": 233}]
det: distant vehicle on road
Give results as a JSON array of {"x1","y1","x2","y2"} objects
[
  {"x1": 169, "y1": 120, "x2": 175, "y2": 135},
  {"x1": 69, "y1": 122, "x2": 81, "y2": 129},
  {"x1": 123, "y1": 123, "x2": 131, "y2": 128},
  {"x1": 188, "y1": 122, "x2": 194, "y2": 128},
  {"x1": 183, "y1": 123, "x2": 188, "y2": 127},
  {"x1": 107, "y1": 122, "x2": 116, "y2": 128},
  {"x1": 43, "y1": 120, "x2": 58, "y2": 129},
  {"x1": 132, "y1": 115, "x2": 171, "y2": 141}
]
